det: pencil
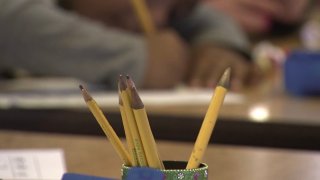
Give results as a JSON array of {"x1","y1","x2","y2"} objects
[
  {"x1": 118, "y1": 75, "x2": 138, "y2": 165},
  {"x1": 129, "y1": 0, "x2": 156, "y2": 35},
  {"x1": 186, "y1": 68, "x2": 231, "y2": 169},
  {"x1": 127, "y1": 76, "x2": 165, "y2": 169},
  {"x1": 79, "y1": 85, "x2": 132, "y2": 166},
  {"x1": 119, "y1": 76, "x2": 148, "y2": 166},
  {"x1": 119, "y1": 91, "x2": 139, "y2": 166}
]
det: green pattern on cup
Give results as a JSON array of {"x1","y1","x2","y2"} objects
[{"x1": 122, "y1": 161, "x2": 208, "y2": 180}]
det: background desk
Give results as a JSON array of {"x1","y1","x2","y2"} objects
[
  {"x1": 1, "y1": 130, "x2": 320, "y2": 180},
  {"x1": 1, "y1": 75, "x2": 320, "y2": 150}
]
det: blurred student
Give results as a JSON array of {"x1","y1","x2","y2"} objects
[
  {"x1": 205, "y1": 0, "x2": 310, "y2": 35},
  {"x1": 0, "y1": 0, "x2": 259, "y2": 90}
]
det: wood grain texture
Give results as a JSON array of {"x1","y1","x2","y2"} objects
[{"x1": 1, "y1": 130, "x2": 320, "y2": 180}]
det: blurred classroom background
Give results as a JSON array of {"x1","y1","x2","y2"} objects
[{"x1": 1, "y1": 0, "x2": 320, "y2": 179}]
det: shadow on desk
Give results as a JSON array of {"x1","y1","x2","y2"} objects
[{"x1": 1, "y1": 109, "x2": 320, "y2": 151}]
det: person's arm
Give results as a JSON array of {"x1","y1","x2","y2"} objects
[
  {"x1": 171, "y1": 4, "x2": 261, "y2": 90},
  {"x1": 0, "y1": 0, "x2": 146, "y2": 89},
  {"x1": 171, "y1": 3, "x2": 250, "y2": 58}
]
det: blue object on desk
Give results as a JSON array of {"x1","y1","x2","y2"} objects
[
  {"x1": 125, "y1": 167, "x2": 164, "y2": 180},
  {"x1": 62, "y1": 173, "x2": 115, "y2": 180},
  {"x1": 284, "y1": 50, "x2": 320, "y2": 96},
  {"x1": 62, "y1": 167, "x2": 163, "y2": 180}
]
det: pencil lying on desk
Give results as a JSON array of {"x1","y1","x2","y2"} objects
[
  {"x1": 119, "y1": 76, "x2": 148, "y2": 167},
  {"x1": 127, "y1": 76, "x2": 164, "y2": 169},
  {"x1": 79, "y1": 85, "x2": 132, "y2": 166},
  {"x1": 187, "y1": 68, "x2": 231, "y2": 169}
]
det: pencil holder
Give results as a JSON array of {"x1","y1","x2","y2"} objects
[{"x1": 121, "y1": 160, "x2": 208, "y2": 180}]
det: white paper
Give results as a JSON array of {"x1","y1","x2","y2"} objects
[
  {"x1": 0, "y1": 78, "x2": 245, "y2": 109},
  {"x1": 0, "y1": 89, "x2": 244, "y2": 109},
  {"x1": 0, "y1": 149, "x2": 65, "y2": 180}
]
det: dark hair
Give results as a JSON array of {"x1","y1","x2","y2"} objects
[
  {"x1": 56, "y1": 0, "x2": 73, "y2": 10},
  {"x1": 170, "y1": 0, "x2": 197, "y2": 19}
]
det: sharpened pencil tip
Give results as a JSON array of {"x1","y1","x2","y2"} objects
[
  {"x1": 119, "y1": 75, "x2": 127, "y2": 91},
  {"x1": 79, "y1": 85, "x2": 93, "y2": 102},
  {"x1": 130, "y1": 86, "x2": 144, "y2": 109},
  {"x1": 218, "y1": 67, "x2": 231, "y2": 88},
  {"x1": 126, "y1": 75, "x2": 136, "y2": 89}
]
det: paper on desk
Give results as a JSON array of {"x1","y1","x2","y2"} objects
[
  {"x1": 0, "y1": 149, "x2": 65, "y2": 180},
  {"x1": 0, "y1": 89, "x2": 244, "y2": 109},
  {"x1": 0, "y1": 77, "x2": 245, "y2": 109}
]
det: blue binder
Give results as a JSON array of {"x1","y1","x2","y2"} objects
[
  {"x1": 62, "y1": 173, "x2": 114, "y2": 180},
  {"x1": 284, "y1": 50, "x2": 320, "y2": 96}
]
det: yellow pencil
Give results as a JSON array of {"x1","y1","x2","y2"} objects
[
  {"x1": 119, "y1": 76, "x2": 148, "y2": 166},
  {"x1": 119, "y1": 91, "x2": 139, "y2": 166},
  {"x1": 186, "y1": 68, "x2": 231, "y2": 169},
  {"x1": 129, "y1": 0, "x2": 156, "y2": 36},
  {"x1": 118, "y1": 76, "x2": 139, "y2": 165},
  {"x1": 127, "y1": 76, "x2": 164, "y2": 169},
  {"x1": 79, "y1": 85, "x2": 132, "y2": 166}
]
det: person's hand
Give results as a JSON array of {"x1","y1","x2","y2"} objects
[
  {"x1": 142, "y1": 29, "x2": 189, "y2": 89},
  {"x1": 188, "y1": 45, "x2": 262, "y2": 91}
]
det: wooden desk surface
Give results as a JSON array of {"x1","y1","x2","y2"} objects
[
  {"x1": 1, "y1": 130, "x2": 320, "y2": 180},
  {"x1": 1, "y1": 78, "x2": 320, "y2": 150},
  {"x1": 1, "y1": 74, "x2": 320, "y2": 125},
  {"x1": 1, "y1": 70, "x2": 320, "y2": 150},
  {"x1": 145, "y1": 74, "x2": 320, "y2": 125}
]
